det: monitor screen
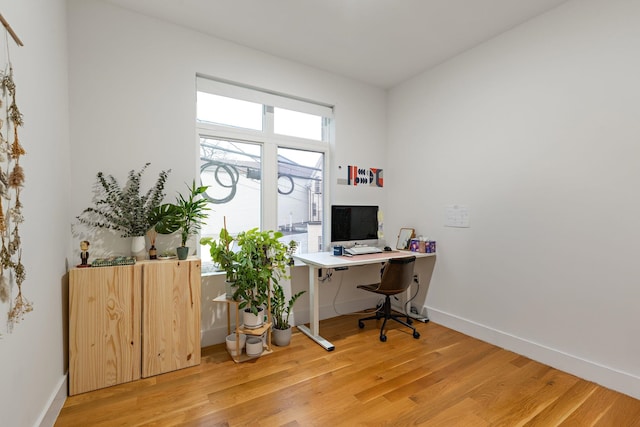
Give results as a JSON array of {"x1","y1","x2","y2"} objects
[{"x1": 331, "y1": 205, "x2": 379, "y2": 243}]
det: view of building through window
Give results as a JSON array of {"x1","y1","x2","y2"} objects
[
  {"x1": 277, "y1": 147, "x2": 324, "y2": 254},
  {"x1": 199, "y1": 137, "x2": 261, "y2": 240}
]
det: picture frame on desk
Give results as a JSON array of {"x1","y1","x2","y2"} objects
[{"x1": 396, "y1": 228, "x2": 414, "y2": 250}]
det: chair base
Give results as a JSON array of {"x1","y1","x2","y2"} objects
[{"x1": 358, "y1": 295, "x2": 421, "y2": 342}]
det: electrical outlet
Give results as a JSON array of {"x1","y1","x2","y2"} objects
[{"x1": 413, "y1": 274, "x2": 419, "y2": 284}]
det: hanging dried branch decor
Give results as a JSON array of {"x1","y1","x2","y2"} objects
[{"x1": 0, "y1": 64, "x2": 30, "y2": 331}]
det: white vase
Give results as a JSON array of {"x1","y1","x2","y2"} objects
[
  {"x1": 225, "y1": 281, "x2": 236, "y2": 299},
  {"x1": 225, "y1": 333, "x2": 246, "y2": 357},
  {"x1": 131, "y1": 236, "x2": 146, "y2": 260},
  {"x1": 245, "y1": 336, "x2": 263, "y2": 357},
  {"x1": 243, "y1": 307, "x2": 264, "y2": 329}
]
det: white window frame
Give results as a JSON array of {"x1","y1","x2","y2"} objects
[{"x1": 196, "y1": 76, "x2": 333, "y2": 241}]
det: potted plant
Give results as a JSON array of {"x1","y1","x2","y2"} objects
[
  {"x1": 233, "y1": 228, "x2": 295, "y2": 329},
  {"x1": 170, "y1": 180, "x2": 210, "y2": 260},
  {"x1": 271, "y1": 283, "x2": 305, "y2": 346},
  {"x1": 200, "y1": 218, "x2": 238, "y2": 298},
  {"x1": 147, "y1": 203, "x2": 181, "y2": 258},
  {"x1": 77, "y1": 163, "x2": 171, "y2": 259}
]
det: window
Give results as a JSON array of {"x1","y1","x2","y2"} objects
[
  {"x1": 197, "y1": 92, "x2": 262, "y2": 131},
  {"x1": 196, "y1": 76, "x2": 332, "y2": 268},
  {"x1": 200, "y1": 138, "x2": 261, "y2": 232},
  {"x1": 277, "y1": 147, "x2": 324, "y2": 254},
  {"x1": 274, "y1": 108, "x2": 323, "y2": 140}
]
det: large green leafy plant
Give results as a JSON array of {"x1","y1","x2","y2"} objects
[
  {"x1": 77, "y1": 163, "x2": 170, "y2": 237},
  {"x1": 233, "y1": 228, "x2": 295, "y2": 316},
  {"x1": 148, "y1": 203, "x2": 181, "y2": 235},
  {"x1": 201, "y1": 225, "x2": 237, "y2": 281}
]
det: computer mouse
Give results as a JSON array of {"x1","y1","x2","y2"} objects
[{"x1": 384, "y1": 246, "x2": 392, "y2": 251}]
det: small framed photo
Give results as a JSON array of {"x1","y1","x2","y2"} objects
[{"x1": 396, "y1": 228, "x2": 415, "y2": 250}]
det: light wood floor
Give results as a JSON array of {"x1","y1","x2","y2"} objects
[{"x1": 56, "y1": 314, "x2": 640, "y2": 426}]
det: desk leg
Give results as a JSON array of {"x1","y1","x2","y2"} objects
[{"x1": 296, "y1": 265, "x2": 335, "y2": 351}]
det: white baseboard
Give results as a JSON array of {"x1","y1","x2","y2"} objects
[
  {"x1": 426, "y1": 306, "x2": 640, "y2": 400},
  {"x1": 37, "y1": 374, "x2": 67, "y2": 427}
]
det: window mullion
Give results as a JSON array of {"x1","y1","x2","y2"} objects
[
  {"x1": 262, "y1": 142, "x2": 278, "y2": 231},
  {"x1": 264, "y1": 105, "x2": 275, "y2": 135},
  {"x1": 261, "y1": 104, "x2": 277, "y2": 230}
]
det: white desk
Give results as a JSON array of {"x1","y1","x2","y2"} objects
[{"x1": 293, "y1": 250, "x2": 436, "y2": 351}]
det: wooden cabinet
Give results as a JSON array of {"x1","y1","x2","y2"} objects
[
  {"x1": 142, "y1": 260, "x2": 201, "y2": 377},
  {"x1": 69, "y1": 264, "x2": 142, "y2": 396},
  {"x1": 69, "y1": 258, "x2": 201, "y2": 395}
]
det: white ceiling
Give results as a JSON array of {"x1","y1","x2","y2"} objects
[{"x1": 103, "y1": 0, "x2": 570, "y2": 88}]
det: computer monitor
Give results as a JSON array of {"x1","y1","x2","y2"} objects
[{"x1": 330, "y1": 205, "x2": 379, "y2": 244}]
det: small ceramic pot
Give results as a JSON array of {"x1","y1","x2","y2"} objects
[
  {"x1": 225, "y1": 333, "x2": 246, "y2": 356},
  {"x1": 243, "y1": 307, "x2": 264, "y2": 329},
  {"x1": 176, "y1": 246, "x2": 189, "y2": 260},
  {"x1": 245, "y1": 336, "x2": 263, "y2": 357},
  {"x1": 272, "y1": 327, "x2": 292, "y2": 346},
  {"x1": 225, "y1": 281, "x2": 236, "y2": 299}
]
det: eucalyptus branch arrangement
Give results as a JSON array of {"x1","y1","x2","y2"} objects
[
  {"x1": 77, "y1": 163, "x2": 171, "y2": 238},
  {"x1": 0, "y1": 65, "x2": 30, "y2": 332}
]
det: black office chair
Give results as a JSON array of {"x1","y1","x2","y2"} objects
[{"x1": 357, "y1": 256, "x2": 420, "y2": 342}]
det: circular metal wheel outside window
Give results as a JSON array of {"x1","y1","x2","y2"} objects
[
  {"x1": 200, "y1": 160, "x2": 239, "y2": 204},
  {"x1": 277, "y1": 174, "x2": 294, "y2": 195}
]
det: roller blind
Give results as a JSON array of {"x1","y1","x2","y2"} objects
[{"x1": 196, "y1": 75, "x2": 334, "y2": 119}]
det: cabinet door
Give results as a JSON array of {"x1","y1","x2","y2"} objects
[
  {"x1": 142, "y1": 259, "x2": 201, "y2": 377},
  {"x1": 69, "y1": 265, "x2": 142, "y2": 395}
]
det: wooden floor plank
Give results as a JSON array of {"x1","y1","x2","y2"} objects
[{"x1": 56, "y1": 315, "x2": 640, "y2": 426}]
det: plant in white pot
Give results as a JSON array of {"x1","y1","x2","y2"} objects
[
  {"x1": 233, "y1": 228, "x2": 294, "y2": 329},
  {"x1": 271, "y1": 283, "x2": 305, "y2": 346},
  {"x1": 76, "y1": 163, "x2": 171, "y2": 260}
]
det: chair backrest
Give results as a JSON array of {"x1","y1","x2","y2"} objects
[{"x1": 377, "y1": 256, "x2": 416, "y2": 293}]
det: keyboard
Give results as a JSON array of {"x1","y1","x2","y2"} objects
[{"x1": 344, "y1": 246, "x2": 383, "y2": 255}]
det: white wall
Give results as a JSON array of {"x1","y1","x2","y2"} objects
[
  {"x1": 68, "y1": 0, "x2": 388, "y2": 255},
  {"x1": 387, "y1": 0, "x2": 640, "y2": 398},
  {"x1": 0, "y1": 0, "x2": 70, "y2": 425},
  {"x1": 67, "y1": 1, "x2": 388, "y2": 347}
]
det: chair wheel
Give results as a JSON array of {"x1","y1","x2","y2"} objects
[
  {"x1": 358, "y1": 321, "x2": 365, "y2": 329},
  {"x1": 407, "y1": 318, "x2": 413, "y2": 325},
  {"x1": 413, "y1": 331, "x2": 420, "y2": 339},
  {"x1": 380, "y1": 334, "x2": 387, "y2": 342}
]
